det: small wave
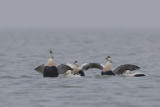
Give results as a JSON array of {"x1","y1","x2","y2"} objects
[
  {"x1": 20, "y1": 75, "x2": 32, "y2": 78},
  {"x1": 59, "y1": 85, "x2": 83, "y2": 88},
  {"x1": 94, "y1": 74, "x2": 115, "y2": 79},
  {"x1": 0, "y1": 76, "x2": 17, "y2": 79},
  {"x1": 0, "y1": 75, "x2": 33, "y2": 79}
]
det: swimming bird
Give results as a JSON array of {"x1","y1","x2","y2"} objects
[
  {"x1": 77, "y1": 56, "x2": 142, "y2": 76},
  {"x1": 66, "y1": 61, "x2": 80, "y2": 74},
  {"x1": 35, "y1": 60, "x2": 104, "y2": 76},
  {"x1": 123, "y1": 70, "x2": 145, "y2": 77},
  {"x1": 101, "y1": 56, "x2": 115, "y2": 75},
  {"x1": 64, "y1": 70, "x2": 81, "y2": 78},
  {"x1": 54, "y1": 61, "x2": 101, "y2": 76},
  {"x1": 65, "y1": 61, "x2": 85, "y2": 76},
  {"x1": 43, "y1": 50, "x2": 58, "y2": 77},
  {"x1": 35, "y1": 63, "x2": 73, "y2": 75},
  {"x1": 35, "y1": 55, "x2": 144, "y2": 77}
]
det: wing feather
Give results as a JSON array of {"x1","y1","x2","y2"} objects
[
  {"x1": 81, "y1": 63, "x2": 103, "y2": 71},
  {"x1": 34, "y1": 64, "x2": 73, "y2": 74},
  {"x1": 113, "y1": 64, "x2": 140, "y2": 74},
  {"x1": 57, "y1": 64, "x2": 73, "y2": 74},
  {"x1": 66, "y1": 63, "x2": 74, "y2": 68},
  {"x1": 34, "y1": 64, "x2": 45, "y2": 74}
]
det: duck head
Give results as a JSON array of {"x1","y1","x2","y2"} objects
[
  {"x1": 74, "y1": 61, "x2": 79, "y2": 67},
  {"x1": 49, "y1": 50, "x2": 54, "y2": 59},
  {"x1": 106, "y1": 56, "x2": 112, "y2": 63}
]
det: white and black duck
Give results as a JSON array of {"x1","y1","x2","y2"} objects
[
  {"x1": 35, "y1": 53, "x2": 145, "y2": 77},
  {"x1": 42, "y1": 50, "x2": 58, "y2": 77},
  {"x1": 35, "y1": 60, "x2": 104, "y2": 77},
  {"x1": 80, "y1": 56, "x2": 145, "y2": 77}
]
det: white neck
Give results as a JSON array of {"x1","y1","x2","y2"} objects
[
  {"x1": 72, "y1": 64, "x2": 79, "y2": 73},
  {"x1": 103, "y1": 61, "x2": 112, "y2": 72},
  {"x1": 46, "y1": 58, "x2": 54, "y2": 66},
  {"x1": 107, "y1": 61, "x2": 111, "y2": 64},
  {"x1": 49, "y1": 54, "x2": 53, "y2": 59}
]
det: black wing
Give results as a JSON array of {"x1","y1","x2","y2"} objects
[
  {"x1": 34, "y1": 64, "x2": 73, "y2": 74},
  {"x1": 113, "y1": 64, "x2": 140, "y2": 74},
  {"x1": 34, "y1": 64, "x2": 45, "y2": 74},
  {"x1": 57, "y1": 64, "x2": 73, "y2": 74},
  {"x1": 81, "y1": 63, "x2": 103, "y2": 71}
]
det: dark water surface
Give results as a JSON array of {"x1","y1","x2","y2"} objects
[{"x1": 0, "y1": 28, "x2": 160, "y2": 107}]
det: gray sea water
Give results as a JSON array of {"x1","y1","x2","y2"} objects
[{"x1": 0, "y1": 28, "x2": 160, "y2": 107}]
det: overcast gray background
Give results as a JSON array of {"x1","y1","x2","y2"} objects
[{"x1": 0, "y1": 0, "x2": 160, "y2": 29}]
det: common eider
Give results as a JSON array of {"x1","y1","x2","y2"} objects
[
  {"x1": 35, "y1": 54, "x2": 145, "y2": 77},
  {"x1": 64, "y1": 70, "x2": 81, "y2": 78},
  {"x1": 81, "y1": 56, "x2": 142, "y2": 76},
  {"x1": 65, "y1": 61, "x2": 85, "y2": 76},
  {"x1": 43, "y1": 50, "x2": 58, "y2": 77},
  {"x1": 123, "y1": 70, "x2": 145, "y2": 77},
  {"x1": 59, "y1": 61, "x2": 104, "y2": 76},
  {"x1": 35, "y1": 60, "x2": 105, "y2": 77}
]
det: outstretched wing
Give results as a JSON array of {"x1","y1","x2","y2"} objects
[
  {"x1": 34, "y1": 64, "x2": 73, "y2": 74},
  {"x1": 66, "y1": 63, "x2": 74, "y2": 68},
  {"x1": 57, "y1": 64, "x2": 73, "y2": 74},
  {"x1": 34, "y1": 64, "x2": 45, "y2": 74},
  {"x1": 80, "y1": 63, "x2": 104, "y2": 71},
  {"x1": 113, "y1": 64, "x2": 140, "y2": 74}
]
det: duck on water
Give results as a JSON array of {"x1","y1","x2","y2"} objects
[
  {"x1": 34, "y1": 50, "x2": 72, "y2": 77},
  {"x1": 86, "y1": 56, "x2": 145, "y2": 77},
  {"x1": 34, "y1": 51, "x2": 145, "y2": 77},
  {"x1": 34, "y1": 50, "x2": 106, "y2": 77},
  {"x1": 43, "y1": 50, "x2": 58, "y2": 77}
]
